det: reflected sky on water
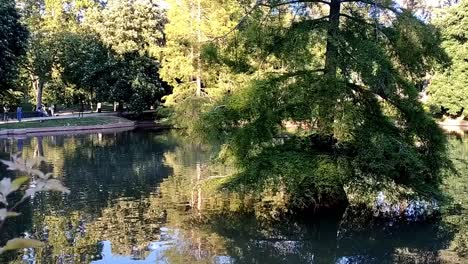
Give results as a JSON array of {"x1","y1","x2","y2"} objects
[{"x1": 0, "y1": 130, "x2": 466, "y2": 264}]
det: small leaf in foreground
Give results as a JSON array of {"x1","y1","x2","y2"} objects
[
  {"x1": 11, "y1": 176, "x2": 29, "y2": 192},
  {"x1": 43, "y1": 179, "x2": 70, "y2": 194},
  {"x1": 0, "y1": 238, "x2": 44, "y2": 254},
  {"x1": 0, "y1": 209, "x2": 20, "y2": 221}
]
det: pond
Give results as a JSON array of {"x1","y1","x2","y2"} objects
[{"x1": 0, "y1": 130, "x2": 466, "y2": 264}]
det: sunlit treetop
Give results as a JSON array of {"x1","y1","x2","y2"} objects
[{"x1": 428, "y1": 0, "x2": 468, "y2": 116}]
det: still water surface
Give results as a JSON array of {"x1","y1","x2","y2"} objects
[{"x1": 0, "y1": 130, "x2": 466, "y2": 264}]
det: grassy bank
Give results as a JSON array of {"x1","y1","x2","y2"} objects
[{"x1": 0, "y1": 116, "x2": 129, "y2": 130}]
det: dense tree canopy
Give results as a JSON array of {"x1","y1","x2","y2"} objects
[
  {"x1": 160, "y1": 0, "x2": 247, "y2": 127},
  {"x1": 1, "y1": 0, "x2": 467, "y2": 259},
  {"x1": 86, "y1": 0, "x2": 165, "y2": 56},
  {"x1": 11, "y1": 0, "x2": 168, "y2": 112},
  {"x1": 0, "y1": 0, "x2": 460, "y2": 210},
  {"x1": 82, "y1": 0, "x2": 168, "y2": 112},
  {"x1": 15, "y1": 0, "x2": 90, "y2": 109},
  {"x1": 195, "y1": 0, "x2": 452, "y2": 209},
  {"x1": 0, "y1": 0, "x2": 28, "y2": 98},
  {"x1": 428, "y1": 0, "x2": 468, "y2": 117}
]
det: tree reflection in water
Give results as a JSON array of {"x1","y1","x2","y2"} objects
[{"x1": 0, "y1": 131, "x2": 465, "y2": 263}]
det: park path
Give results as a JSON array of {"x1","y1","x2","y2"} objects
[{"x1": 0, "y1": 111, "x2": 118, "y2": 124}]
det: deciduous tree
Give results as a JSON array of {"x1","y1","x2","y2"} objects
[
  {"x1": 428, "y1": 0, "x2": 468, "y2": 117},
  {"x1": 0, "y1": 0, "x2": 28, "y2": 98}
]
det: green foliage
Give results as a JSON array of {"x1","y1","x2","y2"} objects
[
  {"x1": 198, "y1": 0, "x2": 452, "y2": 210},
  {"x1": 15, "y1": 0, "x2": 73, "y2": 108},
  {"x1": 161, "y1": 0, "x2": 247, "y2": 126},
  {"x1": 0, "y1": 0, "x2": 457, "y2": 219},
  {"x1": 0, "y1": 0, "x2": 28, "y2": 95},
  {"x1": 86, "y1": 0, "x2": 165, "y2": 56},
  {"x1": 12, "y1": 0, "x2": 168, "y2": 112},
  {"x1": 55, "y1": 30, "x2": 166, "y2": 111},
  {"x1": 428, "y1": 0, "x2": 468, "y2": 116},
  {"x1": 442, "y1": 134, "x2": 468, "y2": 257},
  {"x1": 73, "y1": 0, "x2": 168, "y2": 112},
  {"x1": 223, "y1": 142, "x2": 349, "y2": 211},
  {"x1": 55, "y1": 32, "x2": 110, "y2": 97}
]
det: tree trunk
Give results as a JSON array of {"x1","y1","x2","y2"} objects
[
  {"x1": 324, "y1": 0, "x2": 341, "y2": 77},
  {"x1": 35, "y1": 79, "x2": 44, "y2": 110},
  {"x1": 320, "y1": 0, "x2": 341, "y2": 134},
  {"x1": 195, "y1": 0, "x2": 202, "y2": 97},
  {"x1": 196, "y1": 162, "x2": 202, "y2": 211},
  {"x1": 31, "y1": 75, "x2": 44, "y2": 110},
  {"x1": 89, "y1": 96, "x2": 94, "y2": 111},
  {"x1": 34, "y1": 137, "x2": 44, "y2": 157},
  {"x1": 37, "y1": 136, "x2": 44, "y2": 157},
  {"x1": 320, "y1": 1, "x2": 349, "y2": 213}
]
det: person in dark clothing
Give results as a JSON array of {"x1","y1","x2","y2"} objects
[
  {"x1": 79, "y1": 103, "x2": 84, "y2": 118},
  {"x1": 36, "y1": 106, "x2": 42, "y2": 117}
]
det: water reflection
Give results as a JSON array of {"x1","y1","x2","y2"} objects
[
  {"x1": 443, "y1": 132, "x2": 468, "y2": 259},
  {"x1": 0, "y1": 130, "x2": 466, "y2": 263}
]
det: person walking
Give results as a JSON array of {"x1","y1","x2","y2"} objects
[
  {"x1": 79, "y1": 102, "x2": 84, "y2": 118},
  {"x1": 3, "y1": 106, "x2": 8, "y2": 121},
  {"x1": 49, "y1": 104, "x2": 55, "y2": 117},
  {"x1": 16, "y1": 106, "x2": 22, "y2": 122}
]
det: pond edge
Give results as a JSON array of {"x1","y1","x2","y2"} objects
[{"x1": 0, "y1": 121, "x2": 136, "y2": 138}]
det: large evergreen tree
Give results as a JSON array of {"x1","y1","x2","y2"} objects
[
  {"x1": 201, "y1": 0, "x2": 452, "y2": 210},
  {"x1": 428, "y1": 0, "x2": 468, "y2": 117}
]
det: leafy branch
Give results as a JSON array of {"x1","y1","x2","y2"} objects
[{"x1": 0, "y1": 153, "x2": 70, "y2": 254}]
